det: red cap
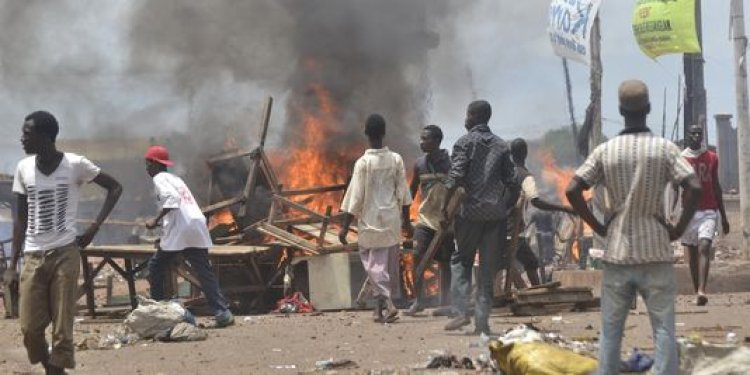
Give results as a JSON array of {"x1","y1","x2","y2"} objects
[{"x1": 144, "y1": 145, "x2": 174, "y2": 166}]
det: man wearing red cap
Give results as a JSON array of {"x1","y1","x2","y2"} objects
[{"x1": 144, "y1": 145, "x2": 234, "y2": 328}]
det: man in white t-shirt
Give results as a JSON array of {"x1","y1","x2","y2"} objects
[
  {"x1": 143, "y1": 145, "x2": 234, "y2": 328},
  {"x1": 7, "y1": 111, "x2": 122, "y2": 374}
]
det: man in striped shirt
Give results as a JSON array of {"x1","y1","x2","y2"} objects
[{"x1": 566, "y1": 80, "x2": 701, "y2": 374}]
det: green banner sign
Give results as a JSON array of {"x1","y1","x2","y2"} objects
[{"x1": 633, "y1": 0, "x2": 701, "y2": 59}]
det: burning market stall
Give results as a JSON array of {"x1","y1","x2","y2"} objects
[{"x1": 81, "y1": 96, "x2": 407, "y2": 315}]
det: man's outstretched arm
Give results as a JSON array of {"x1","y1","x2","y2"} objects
[{"x1": 530, "y1": 197, "x2": 576, "y2": 215}]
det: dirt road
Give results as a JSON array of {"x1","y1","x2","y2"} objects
[{"x1": 2, "y1": 291, "x2": 750, "y2": 374}]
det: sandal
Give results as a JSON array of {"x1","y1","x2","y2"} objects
[{"x1": 383, "y1": 309, "x2": 399, "y2": 323}]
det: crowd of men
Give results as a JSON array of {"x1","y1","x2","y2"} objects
[
  {"x1": 3, "y1": 78, "x2": 728, "y2": 374},
  {"x1": 338, "y1": 79, "x2": 723, "y2": 374}
]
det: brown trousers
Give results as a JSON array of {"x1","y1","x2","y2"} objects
[{"x1": 19, "y1": 243, "x2": 80, "y2": 369}]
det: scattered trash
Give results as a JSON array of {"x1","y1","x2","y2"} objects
[
  {"x1": 273, "y1": 292, "x2": 314, "y2": 314},
  {"x1": 680, "y1": 340, "x2": 750, "y2": 374},
  {"x1": 269, "y1": 365, "x2": 297, "y2": 370},
  {"x1": 676, "y1": 322, "x2": 686, "y2": 327},
  {"x1": 499, "y1": 324, "x2": 544, "y2": 343},
  {"x1": 424, "y1": 354, "x2": 474, "y2": 370},
  {"x1": 315, "y1": 358, "x2": 357, "y2": 370},
  {"x1": 726, "y1": 332, "x2": 738, "y2": 345},
  {"x1": 551, "y1": 316, "x2": 563, "y2": 322},
  {"x1": 498, "y1": 325, "x2": 543, "y2": 344},
  {"x1": 489, "y1": 339, "x2": 597, "y2": 375},
  {"x1": 124, "y1": 296, "x2": 190, "y2": 339},
  {"x1": 243, "y1": 317, "x2": 253, "y2": 322},
  {"x1": 620, "y1": 348, "x2": 653, "y2": 372},
  {"x1": 76, "y1": 326, "x2": 140, "y2": 351},
  {"x1": 156, "y1": 322, "x2": 207, "y2": 342}
]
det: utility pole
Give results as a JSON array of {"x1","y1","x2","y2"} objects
[
  {"x1": 587, "y1": 14, "x2": 604, "y2": 265},
  {"x1": 731, "y1": 0, "x2": 750, "y2": 259},
  {"x1": 683, "y1": 0, "x2": 707, "y2": 144},
  {"x1": 562, "y1": 58, "x2": 580, "y2": 162},
  {"x1": 589, "y1": 16, "x2": 603, "y2": 148}
]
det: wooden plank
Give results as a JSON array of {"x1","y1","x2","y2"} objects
[
  {"x1": 271, "y1": 216, "x2": 327, "y2": 226},
  {"x1": 293, "y1": 222, "x2": 358, "y2": 244},
  {"x1": 318, "y1": 243, "x2": 357, "y2": 253},
  {"x1": 414, "y1": 187, "x2": 465, "y2": 280},
  {"x1": 260, "y1": 151, "x2": 280, "y2": 191},
  {"x1": 525, "y1": 281, "x2": 562, "y2": 290},
  {"x1": 256, "y1": 222, "x2": 320, "y2": 254},
  {"x1": 206, "y1": 149, "x2": 253, "y2": 165},
  {"x1": 83, "y1": 244, "x2": 272, "y2": 257},
  {"x1": 273, "y1": 195, "x2": 327, "y2": 220},
  {"x1": 257, "y1": 97, "x2": 273, "y2": 148},
  {"x1": 280, "y1": 184, "x2": 348, "y2": 196},
  {"x1": 238, "y1": 156, "x2": 261, "y2": 217},
  {"x1": 517, "y1": 286, "x2": 593, "y2": 296},
  {"x1": 516, "y1": 290, "x2": 593, "y2": 305},
  {"x1": 201, "y1": 196, "x2": 244, "y2": 214}
]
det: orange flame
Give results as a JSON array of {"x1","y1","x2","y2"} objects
[
  {"x1": 208, "y1": 208, "x2": 237, "y2": 231},
  {"x1": 401, "y1": 251, "x2": 440, "y2": 299},
  {"x1": 536, "y1": 149, "x2": 591, "y2": 263},
  {"x1": 275, "y1": 83, "x2": 360, "y2": 213}
]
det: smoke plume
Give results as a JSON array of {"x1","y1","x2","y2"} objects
[{"x1": 129, "y1": 0, "x2": 451, "y2": 165}]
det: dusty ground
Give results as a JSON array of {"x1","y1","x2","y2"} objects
[
  {"x1": 1, "y1": 199, "x2": 748, "y2": 374},
  {"x1": 1, "y1": 293, "x2": 750, "y2": 374}
]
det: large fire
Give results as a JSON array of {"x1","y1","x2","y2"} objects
[
  {"x1": 274, "y1": 83, "x2": 360, "y2": 212},
  {"x1": 275, "y1": 84, "x2": 360, "y2": 212}
]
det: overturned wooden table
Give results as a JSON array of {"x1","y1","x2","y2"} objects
[{"x1": 80, "y1": 244, "x2": 276, "y2": 317}]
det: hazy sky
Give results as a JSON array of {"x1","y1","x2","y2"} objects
[{"x1": 0, "y1": 1, "x2": 744, "y2": 173}]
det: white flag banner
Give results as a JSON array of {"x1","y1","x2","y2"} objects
[{"x1": 548, "y1": 0, "x2": 602, "y2": 65}]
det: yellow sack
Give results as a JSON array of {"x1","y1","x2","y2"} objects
[
  {"x1": 489, "y1": 340, "x2": 597, "y2": 375},
  {"x1": 632, "y1": 0, "x2": 701, "y2": 59}
]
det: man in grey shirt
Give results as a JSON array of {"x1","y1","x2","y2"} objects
[{"x1": 442, "y1": 100, "x2": 517, "y2": 335}]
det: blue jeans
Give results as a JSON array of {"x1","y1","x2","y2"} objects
[
  {"x1": 599, "y1": 262, "x2": 677, "y2": 374},
  {"x1": 148, "y1": 248, "x2": 230, "y2": 316},
  {"x1": 451, "y1": 217, "x2": 505, "y2": 331}
]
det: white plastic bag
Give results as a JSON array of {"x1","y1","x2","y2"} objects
[{"x1": 124, "y1": 296, "x2": 187, "y2": 338}]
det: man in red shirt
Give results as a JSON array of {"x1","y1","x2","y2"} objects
[{"x1": 679, "y1": 125, "x2": 730, "y2": 306}]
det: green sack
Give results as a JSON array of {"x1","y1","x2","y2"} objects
[{"x1": 633, "y1": 0, "x2": 701, "y2": 59}]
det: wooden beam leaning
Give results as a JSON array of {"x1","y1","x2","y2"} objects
[
  {"x1": 239, "y1": 97, "x2": 274, "y2": 218},
  {"x1": 273, "y1": 195, "x2": 327, "y2": 220},
  {"x1": 205, "y1": 149, "x2": 254, "y2": 165},
  {"x1": 260, "y1": 151, "x2": 280, "y2": 191},
  {"x1": 201, "y1": 196, "x2": 244, "y2": 215},
  {"x1": 256, "y1": 222, "x2": 320, "y2": 254},
  {"x1": 279, "y1": 184, "x2": 348, "y2": 197},
  {"x1": 413, "y1": 188, "x2": 465, "y2": 283}
]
